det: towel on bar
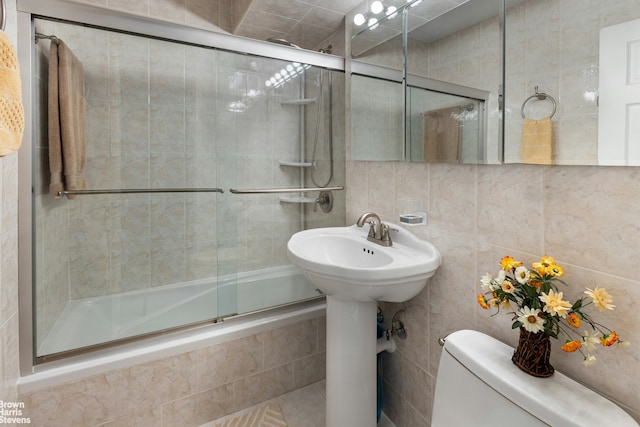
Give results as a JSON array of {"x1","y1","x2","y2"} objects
[
  {"x1": 48, "y1": 39, "x2": 86, "y2": 199},
  {"x1": 0, "y1": 30, "x2": 25, "y2": 157},
  {"x1": 423, "y1": 106, "x2": 462, "y2": 163},
  {"x1": 520, "y1": 116, "x2": 554, "y2": 165}
]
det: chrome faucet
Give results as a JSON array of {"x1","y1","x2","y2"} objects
[{"x1": 356, "y1": 212, "x2": 396, "y2": 247}]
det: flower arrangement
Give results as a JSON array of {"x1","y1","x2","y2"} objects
[{"x1": 477, "y1": 255, "x2": 629, "y2": 367}]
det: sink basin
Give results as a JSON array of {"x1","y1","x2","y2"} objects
[{"x1": 287, "y1": 224, "x2": 441, "y2": 302}]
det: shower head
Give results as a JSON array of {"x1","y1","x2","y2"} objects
[{"x1": 266, "y1": 38, "x2": 301, "y2": 49}]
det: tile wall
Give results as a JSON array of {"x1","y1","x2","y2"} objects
[
  {"x1": 347, "y1": 0, "x2": 640, "y2": 425},
  {"x1": 504, "y1": 0, "x2": 640, "y2": 164},
  {"x1": 20, "y1": 317, "x2": 326, "y2": 426}
]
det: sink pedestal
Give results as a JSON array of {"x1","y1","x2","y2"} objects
[{"x1": 326, "y1": 296, "x2": 377, "y2": 427}]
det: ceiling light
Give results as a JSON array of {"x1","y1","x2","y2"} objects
[
  {"x1": 353, "y1": 13, "x2": 366, "y2": 26},
  {"x1": 371, "y1": 1, "x2": 384, "y2": 14},
  {"x1": 410, "y1": 0, "x2": 422, "y2": 7},
  {"x1": 368, "y1": 18, "x2": 379, "y2": 30},
  {"x1": 386, "y1": 6, "x2": 397, "y2": 19}
]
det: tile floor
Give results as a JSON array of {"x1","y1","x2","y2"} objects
[{"x1": 200, "y1": 380, "x2": 395, "y2": 427}]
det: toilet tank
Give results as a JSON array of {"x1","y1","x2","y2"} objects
[{"x1": 432, "y1": 330, "x2": 638, "y2": 427}]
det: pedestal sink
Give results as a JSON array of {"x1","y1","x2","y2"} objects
[{"x1": 287, "y1": 223, "x2": 441, "y2": 426}]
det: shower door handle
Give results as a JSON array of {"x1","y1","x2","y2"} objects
[{"x1": 229, "y1": 186, "x2": 344, "y2": 194}]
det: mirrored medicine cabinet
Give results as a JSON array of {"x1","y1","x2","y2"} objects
[
  {"x1": 347, "y1": 0, "x2": 640, "y2": 166},
  {"x1": 348, "y1": 0, "x2": 504, "y2": 165}
]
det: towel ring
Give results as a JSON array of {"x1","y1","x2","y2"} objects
[{"x1": 521, "y1": 86, "x2": 557, "y2": 119}]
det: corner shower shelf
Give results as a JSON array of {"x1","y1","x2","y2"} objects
[
  {"x1": 279, "y1": 160, "x2": 314, "y2": 168},
  {"x1": 279, "y1": 98, "x2": 317, "y2": 105}
]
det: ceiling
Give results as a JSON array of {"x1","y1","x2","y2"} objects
[
  {"x1": 233, "y1": 0, "x2": 364, "y2": 51},
  {"x1": 231, "y1": 0, "x2": 505, "y2": 55}
]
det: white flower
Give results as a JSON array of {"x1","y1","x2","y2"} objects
[
  {"x1": 514, "y1": 266, "x2": 530, "y2": 284},
  {"x1": 583, "y1": 355, "x2": 597, "y2": 367},
  {"x1": 582, "y1": 329, "x2": 600, "y2": 352},
  {"x1": 517, "y1": 307, "x2": 545, "y2": 333},
  {"x1": 480, "y1": 273, "x2": 493, "y2": 292},
  {"x1": 617, "y1": 340, "x2": 631, "y2": 349}
]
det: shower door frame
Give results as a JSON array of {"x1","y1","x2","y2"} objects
[{"x1": 16, "y1": 0, "x2": 344, "y2": 375}]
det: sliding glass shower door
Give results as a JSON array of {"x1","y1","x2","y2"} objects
[{"x1": 30, "y1": 16, "x2": 344, "y2": 359}]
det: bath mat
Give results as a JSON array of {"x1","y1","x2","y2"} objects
[{"x1": 216, "y1": 404, "x2": 287, "y2": 427}]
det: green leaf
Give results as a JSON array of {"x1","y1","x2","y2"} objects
[
  {"x1": 512, "y1": 321, "x2": 523, "y2": 329},
  {"x1": 572, "y1": 298, "x2": 583, "y2": 311}
]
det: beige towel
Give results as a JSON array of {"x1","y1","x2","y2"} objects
[
  {"x1": 423, "y1": 106, "x2": 462, "y2": 163},
  {"x1": 0, "y1": 30, "x2": 25, "y2": 157},
  {"x1": 49, "y1": 39, "x2": 86, "y2": 199},
  {"x1": 520, "y1": 117, "x2": 554, "y2": 165}
]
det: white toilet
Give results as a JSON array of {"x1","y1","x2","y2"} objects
[{"x1": 432, "y1": 330, "x2": 639, "y2": 427}]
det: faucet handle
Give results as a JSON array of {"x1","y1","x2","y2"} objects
[
  {"x1": 366, "y1": 220, "x2": 377, "y2": 239},
  {"x1": 380, "y1": 223, "x2": 398, "y2": 245}
]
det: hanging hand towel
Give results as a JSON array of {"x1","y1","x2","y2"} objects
[
  {"x1": 423, "y1": 106, "x2": 462, "y2": 163},
  {"x1": 48, "y1": 39, "x2": 86, "y2": 199},
  {"x1": 520, "y1": 116, "x2": 554, "y2": 165},
  {"x1": 0, "y1": 30, "x2": 25, "y2": 156}
]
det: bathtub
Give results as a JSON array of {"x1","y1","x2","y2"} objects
[
  {"x1": 20, "y1": 268, "x2": 325, "y2": 393},
  {"x1": 37, "y1": 264, "x2": 322, "y2": 357}
]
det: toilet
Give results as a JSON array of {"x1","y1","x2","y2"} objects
[{"x1": 432, "y1": 330, "x2": 639, "y2": 427}]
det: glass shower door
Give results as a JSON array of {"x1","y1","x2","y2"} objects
[
  {"x1": 29, "y1": 13, "x2": 344, "y2": 359},
  {"x1": 32, "y1": 18, "x2": 228, "y2": 357}
]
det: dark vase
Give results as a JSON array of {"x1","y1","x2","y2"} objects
[{"x1": 512, "y1": 327, "x2": 555, "y2": 377}]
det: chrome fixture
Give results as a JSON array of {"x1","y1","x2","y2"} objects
[
  {"x1": 356, "y1": 212, "x2": 398, "y2": 247},
  {"x1": 265, "y1": 38, "x2": 301, "y2": 49},
  {"x1": 313, "y1": 191, "x2": 333, "y2": 213},
  {"x1": 384, "y1": 308, "x2": 407, "y2": 340},
  {"x1": 57, "y1": 187, "x2": 224, "y2": 197},
  {"x1": 229, "y1": 185, "x2": 343, "y2": 195}
]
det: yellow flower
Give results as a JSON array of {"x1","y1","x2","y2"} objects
[
  {"x1": 567, "y1": 313, "x2": 581, "y2": 328},
  {"x1": 539, "y1": 290, "x2": 572, "y2": 318},
  {"x1": 501, "y1": 281, "x2": 515, "y2": 294},
  {"x1": 532, "y1": 255, "x2": 554, "y2": 273},
  {"x1": 477, "y1": 294, "x2": 489, "y2": 310},
  {"x1": 548, "y1": 263, "x2": 564, "y2": 277},
  {"x1": 531, "y1": 255, "x2": 564, "y2": 277},
  {"x1": 584, "y1": 287, "x2": 615, "y2": 311},
  {"x1": 500, "y1": 256, "x2": 522, "y2": 271},
  {"x1": 561, "y1": 340, "x2": 582, "y2": 352},
  {"x1": 600, "y1": 331, "x2": 619, "y2": 347}
]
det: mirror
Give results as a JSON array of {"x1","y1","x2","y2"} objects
[
  {"x1": 348, "y1": 0, "x2": 505, "y2": 164},
  {"x1": 503, "y1": 0, "x2": 640, "y2": 166}
]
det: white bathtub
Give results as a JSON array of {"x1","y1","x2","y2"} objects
[
  {"x1": 20, "y1": 266, "x2": 325, "y2": 394},
  {"x1": 38, "y1": 264, "x2": 321, "y2": 356}
]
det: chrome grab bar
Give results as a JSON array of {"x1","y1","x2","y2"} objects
[
  {"x1": 57, "y1": 187, "x2": 224, "y2": 196},
  {"x1": 229, "y1": 186, "x2": 344, "y2": 194}
]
